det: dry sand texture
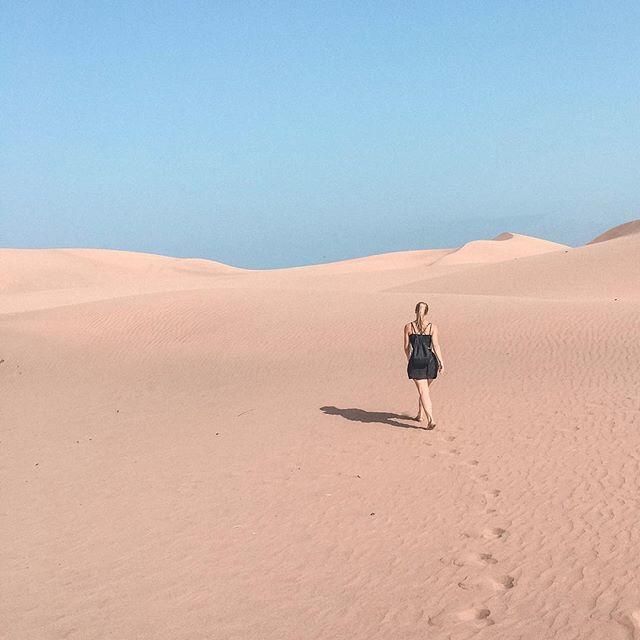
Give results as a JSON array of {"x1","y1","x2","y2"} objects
[{"x1": 2, "y1": 221, "x2": 640, "y2": 639}]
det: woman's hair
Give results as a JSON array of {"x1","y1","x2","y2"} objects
[{"x1": 414, "y1": 301, "x2": 430, "y2": 333}]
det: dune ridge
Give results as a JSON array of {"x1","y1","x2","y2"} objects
[
  {"x1": 432, "y1": 231, "x2": 568, "y2": 266},
  {"x1": 587, "y1": 218, "x2": 640, "y2": 244},
  {"x1": 388, "y1": 230, "x2": 640, "y2": 300},
  {"x1": 0, "y1": 247, "x2": 242, "y2": 293}
]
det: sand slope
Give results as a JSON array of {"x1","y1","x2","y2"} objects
[
  {"x1": 2, "y1": 223, "x2": 640, "y2": 640},
  {"x1": 0, "y1": 247, "x2": 241, "y2": 292},
  {"x1": 433, "y1": 232, "x2": 568, "y2": 266},
  {"x1": 0, "y1": 248, "x2": 245, "y2": 314},
  {"x1": 587, "y1": 218, "x2": 640, "y2": 244},
  {"x1": 389, "y1": 231, "x2": 640, "y2": 300}
]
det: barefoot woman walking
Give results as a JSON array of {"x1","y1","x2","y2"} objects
[{"x1": 404, "y1": 301, "x2": 444, "y2": 428}]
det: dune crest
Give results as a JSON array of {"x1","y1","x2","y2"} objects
[
  {"x1": 432, "y1": 232, "x2": 568, "y2": 266},
  {"x1": 0, "y1": 248, "x2": 249, "y2": 314},
  {"x1": 0, "y1": 248, "x2": 242, "y2": 293},
  {"x1": 587, "y1": 219, "x2": 640, "y2": 244},
  {"x1": 390, "y1": 230, "x2": 639, "y2": 299}
]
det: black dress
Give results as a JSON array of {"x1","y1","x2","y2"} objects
[{"x1": 407, "y1": 321, "x2": 439, "y2": 380}]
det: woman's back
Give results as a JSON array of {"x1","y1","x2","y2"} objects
[{"x1": 409, "y1": 321, "x2": 434, "y2": 361}]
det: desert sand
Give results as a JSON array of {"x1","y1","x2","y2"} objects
[{"x1": 2, "y1": 220, "x2": 640, "y2": 639}]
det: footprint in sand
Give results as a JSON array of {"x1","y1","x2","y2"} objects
[
  {"x1": 485, "y1": 489, "x2": 501, "y2": 498},
  {"x1": 477, "y1": 494, "x2": 496, "y2": 515},
  {"x1": 458, "y1": 574, "x2": 515, "y2": 592},
  {"x1": 445, "y1": 435, "x2": 456, "y2": 442},
  {"x1": 486, "y1": 575, "x2": 515, "y2": 591},
  {"x1": 618, "y1": 609, "x2": 640, "y2": 636},
  {"x1": 461, "y1": 527, "x2": 508, "y2": 541},
  {"x1": 453, "y1": 552, "x2": 498, "y2": 567},
  {"x1": 629, "y1": 610, "x2": 640, "y2": 629},
  {"x1": 457, "y1": 607, "x2": 493, "y2": 625},
  {"x1": 482, "y1": 527, "x2": 508, "y2": 540}
]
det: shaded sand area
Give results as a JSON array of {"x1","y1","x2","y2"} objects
[{"x1": 2, "y1": 223, "x2": 640, "y2": 639}]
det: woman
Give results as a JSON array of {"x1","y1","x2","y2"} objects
[{"x1": 404, "y1": 301, "x2": 444, "y2": 428}]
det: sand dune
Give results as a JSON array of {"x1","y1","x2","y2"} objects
[
  {"x1": 432, "y1": 231, "x2": 568, "y2": 266},
  {"x1": 278, "y1": 247, "x2": 455, "y2": 273},
  {"x1": 0, "y1": 229, "x2": 577, "y2": 312},
  {"x1": 0, "y1": 248, "x2": 245, "y2": 314},
  {"x1": 389, "y1": 229, "x2": 640, "y2": 300},
  {"x1": 2, "y1": 222, "x2": 640, "y2": 639},
  {"x1": 0, "y1": 247, "x2": 240, "y2": 293},
  {"x1": 587, "y1": 218, "x2": 640, "y2": 244}
]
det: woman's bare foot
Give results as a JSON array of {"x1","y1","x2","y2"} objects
[
  {"x1": 418, "y1": 413, "x2": 435, "y2": 429},
  {"x1": 414, "y1": 409, "x2": 434, "y2": 427}
]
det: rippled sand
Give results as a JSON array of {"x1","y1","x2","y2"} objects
[{"x1": 2, "y1": 222, "x2": 639, "y2": 639}]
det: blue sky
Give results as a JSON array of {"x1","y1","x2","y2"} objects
[{"x1": 2, "y1": 1, "x2": 639, "y2": 268}]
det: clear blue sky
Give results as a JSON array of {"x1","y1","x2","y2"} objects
[{"x1": 2, "y1": 1, "x2": 639, "y2": 268}]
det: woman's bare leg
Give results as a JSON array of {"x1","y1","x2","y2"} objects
[
  {"x1": 426, "y1": 378, "x2": 437, "y2": 425},
  {"x1": 417, "y1": 379, "x2": 434, "y2": 423},
  {"x1": 413, "y1": 379, "x2": 433, "y2": 423},
  {"x1": 413, "y1": 380, "x2": 426, "y2": 420}
]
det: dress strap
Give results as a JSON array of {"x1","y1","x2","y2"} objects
[{"x1": 412, "y1": 320, "x2": 428, "y2": 335}]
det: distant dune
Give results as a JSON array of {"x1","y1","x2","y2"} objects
[
  {"x1": 388, "y1": 230, "x2": 639, "y2": 300},
  {"x1": 587, "y1": 218, "x2": 640, "y2": 244},
  {"x1": 276, "y1": 248, "x2": 455, "y2": 274},
  {"x1": 432, "y1": 231, "x2": 568, "y2": 266},
  {"x1": 2, "y1": 220, "x2": 640, "y2": 640},
  {"x1": 0, "y1": 248, "x2": 245, "y2": 314},
  {"x1": 0, "y1": 247, "x2": 241, "y2": 294}
]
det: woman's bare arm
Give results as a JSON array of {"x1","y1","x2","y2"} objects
[
  {"x1": 403, "y1": 323, "x2": 411, "y2": 360},
  {"x1": 431, "y1": 324, "x2": 444, "y2": 367}
]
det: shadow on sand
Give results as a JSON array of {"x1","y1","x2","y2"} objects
[{"x1": 319, "y1": 406, "x2": 432, "y2": 430}]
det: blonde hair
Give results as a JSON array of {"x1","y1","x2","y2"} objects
[{"x1": 413, "y1": 301, "x2": 430, "y2": 333}]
